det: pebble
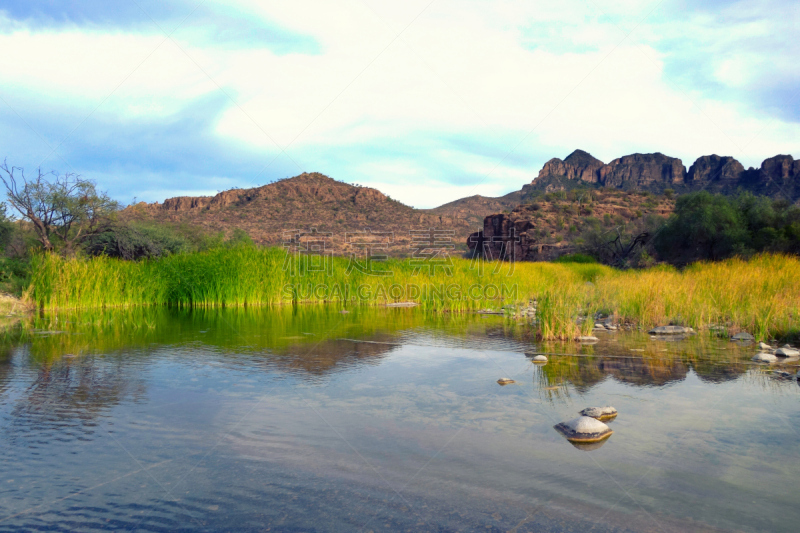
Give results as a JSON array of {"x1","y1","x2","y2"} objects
[{"x1": 497, "y1": 378, "x2": 515, "y2": 385}]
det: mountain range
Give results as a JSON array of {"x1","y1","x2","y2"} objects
[{"x1": 124, "y1": 151, "x2": 799, "y2": 255}]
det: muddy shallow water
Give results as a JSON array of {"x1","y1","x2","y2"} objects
[{"x1": 0, "y1": 306, "x2": 798, "y2": 532}]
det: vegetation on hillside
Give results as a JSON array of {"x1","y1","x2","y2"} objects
[{"x1": 516, "y1": 188, "x2": 800, "y2": 268}]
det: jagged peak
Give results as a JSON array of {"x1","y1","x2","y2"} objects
[{"x1": 564, "y1": 149, "x2": 604, "y2": 167}]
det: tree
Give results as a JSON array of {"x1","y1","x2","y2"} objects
[
  {"x1": 580, "y1": 214, "x2": 665, "y2": 268},
  {"x1": 654, "y1": 192, "x2": 750, "y2": 264},
  {"x1": 0, "y1": 160, "x2": 118, "y2": 255}
]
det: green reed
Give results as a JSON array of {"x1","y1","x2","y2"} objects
[{"x1": 27, "y1": 248, "x2": 800, "y2": 341}]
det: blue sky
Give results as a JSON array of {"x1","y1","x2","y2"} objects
[{"x1": 0, "y1": 0, "x2": 798, "y2": 208}]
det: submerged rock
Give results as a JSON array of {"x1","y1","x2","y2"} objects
[
  {"x1": 731, "y1": 332, "x2": 755, "y2": 342},
  {"x1": 775, "y1": 347, "x2": 800, "y2": 357},
  {"x1": 577, "y1": 336, "x2": 599, "y2": 343},
  {"x1": 580, "y1": 406, "x2": 618, "y2": 421},
  {"x1": 554, "y1": 416, "x2": 613, "y2": 443},
  {"x1": 752, "y1": 352, "x2": 778, "y2": 363},
  {"x1": 497, "y1": 378, "x2": 515, "y2": 385},
  {"x1": 648, "y1": 325, "x2": 695, "y2": 335},
  {"x1": 773, "y1": 370, "x2": 793, "y2": 380},
  {"x1": 531, "y1": 355, "x2": 548, "y2": 363}
]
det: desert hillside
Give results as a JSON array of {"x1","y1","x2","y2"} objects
[{"x1": 124, "y1": 173, "x2": 497, "y2": 255}]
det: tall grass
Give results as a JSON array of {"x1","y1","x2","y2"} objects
[{"x1": 28, "y1": 248, "x2": 800, "y2": 341}]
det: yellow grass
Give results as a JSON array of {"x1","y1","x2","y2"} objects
[{"x1": 28, "y1": 249, "x2": 800, "y2": 341}]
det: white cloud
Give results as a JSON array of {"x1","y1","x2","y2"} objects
[{"x1": 0, "y1": 0, "x2": 798, "y2": 207}]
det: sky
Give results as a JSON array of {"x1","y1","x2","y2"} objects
[{"x1": 0, "y1": 0, "x2": 798, "y2": 208}]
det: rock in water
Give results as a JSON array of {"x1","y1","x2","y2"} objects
[
  {"x1": 497, "y1": 378, "x2": 515, "y2": 385},
  {"x1": 532, "y1": 355, "x2": 548, "y2": 363},
  {"x1": 568, "y1": 439, "x2": 611, "y2": 451},
  {"x1": 731, "y1": 332, "x2": 755, "y2": 342},
  {"x1": 752, "y1": 352, "x2": 778, "y2": 363},
  {"x1": 648, "y1": 325, "x2": 695, "y2": 335},
  {"x1": 577, "y1": 336, "x2": 599, "y2": 343},
  {"x1": 775, "y1": 347, "x2": 800, "y2": 357},
  {"x1": 758, "y1": 342, "x2": 773, "y2": 351},
  {"x1": 554, "y1": 416, "x2": 613, "y2": 443},
  {"x1": 580, "y1": 406, "x2": 618, "y2": 421}
]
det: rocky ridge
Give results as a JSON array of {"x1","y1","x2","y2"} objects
[{"x1": 528, "y1": 150, "x2": 800, "y2": 200}]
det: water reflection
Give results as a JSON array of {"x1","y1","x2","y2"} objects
[
  {"x1": 1, "y1": 306, "x2": 796, "y2": 391},
  {"x1": 531, "y1": 336, "x2": 767, "y2": 392},
  {"x1": 0, "y1": 306, "x2": 798, "y2": 532},
  {"x1": 6, "y1": 348, "x2": 147, "y2": 443}
]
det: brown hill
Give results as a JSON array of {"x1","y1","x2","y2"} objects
[
  {"x1": 424, "y1": 190, "x2": 524, "y2": 226},
  {"x1": 124, "y1": 173, "x2": 506, "y2": 255}
]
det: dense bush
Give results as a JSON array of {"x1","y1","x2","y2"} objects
[
  {"x1": 654, "y1": 192, "x2": 800, "y2": 264},
  {"x1": 84, "y1": 223, "x2": 256, "y2": 261},
  {"x1": 84, "y1": 222, "x2": 192, "y2": 260}
]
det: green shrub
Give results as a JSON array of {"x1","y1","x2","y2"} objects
[{"x1": 653, "y1": 191, "x2": 800, "y2": 264}]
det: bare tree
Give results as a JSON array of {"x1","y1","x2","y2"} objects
[{"x1": 0, "y1": 160, "x2": 118, "y2": 255}]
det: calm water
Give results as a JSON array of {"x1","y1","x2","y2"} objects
[{"x1": 1, "y1": 306, "x2": 799, "y2": 532}]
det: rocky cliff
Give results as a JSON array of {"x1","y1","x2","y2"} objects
[
  {"x1": 599, "y1": 153, "x2": 686, "y2": 189},
  {"x1": 528, "y1": 150, "x2": 800, "y2": 200}
]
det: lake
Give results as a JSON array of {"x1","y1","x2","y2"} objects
[{"x1": 1, "y1": 306, "x2": 798, "y2": 532}]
